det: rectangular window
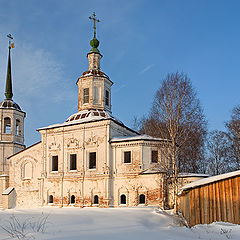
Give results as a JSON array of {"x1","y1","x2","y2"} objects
[
  {"x1": 124, "y1": 151, "x2": 131, "y2": 163},
  {"x1": 70, "y1": 154, "x2": 77, "y2": 170},
  {"x1": 83, "y1": 88, "x2": 89, "y2": 104},
  {"x1": 105, "y1": 90, "x2": 109, "y2": 106},
  {"x1": 89, "y1": 152, "x2": 96, "y2": 169},
  {"x1": 94, "y1": 86, "x2": 99, "y2": 104},
  {"x1": 151, "y1": 150, "x2": 158, "y2": 163},
  {"x1": 52, "y1": 156, "x2": 58, "y2": 171}
]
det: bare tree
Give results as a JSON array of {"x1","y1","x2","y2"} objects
[
  {"x1": 225, "y1": 105, "x2": 240, "y2": 170},
  {"x1": 141, "y1": 72, "x2": 206, "y2": 208},
  {"x1": 207, "y1": 130, "x2": 232, "y2": 175}
]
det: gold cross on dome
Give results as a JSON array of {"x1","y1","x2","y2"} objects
[{"x1": 89, "y1": 12, "x2": 100, "y2": 38}]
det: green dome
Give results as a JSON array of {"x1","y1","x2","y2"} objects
[{"x1": 90, "y1": 37, "x2": 100, "y2": 53}]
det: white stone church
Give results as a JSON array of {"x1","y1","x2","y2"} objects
[{"x1": 0, "y1": 18, "x2": 206, "y2": 209}]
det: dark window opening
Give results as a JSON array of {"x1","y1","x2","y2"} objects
[
  {"x1": 139, "y1": 194, "x2": 146, "y2": 204},
  {"x1": 70, "y1": 154, "x2": 77, "y2": 170},
  {"x1": 75, "y1": 114, "x2": 81, "y2": 120},
  {"x1": 89, "y1": 152, "x2": 96, "y2": 169},
  {"x1": 94, "y1": 195, "x2": 99, "y2": 204},
  {"x1": 83, "y1": 88, "x2": 89, "y2": 104},
  {"x1": 124, "y1": 151, "x2": 131, "y2": 163},
  {"x1": 70, "y1": 195, "x2": 75, "y2": 204},
  {"x1": 16, "y1": 119, "x2": 20, "y2": 136},
  {"x1": 151, "y1": 150, "x2": 158, "y2": 163},
  {"x1": 120, "y1": 194, "x2": 126, "y2": 205},
  {"x1": 49, "y1": 195, "x2": 53, "y2": 204},
  {"x1": 105, "y1": 90, "x2": 109, "y2": 106},
  {"x1": 4, "y1": 117, "x2": 11, "y2": 134},
  {"x1": 52, "y1": 156, "x2": 58, "y2": 171}
]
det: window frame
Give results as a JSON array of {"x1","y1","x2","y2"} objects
[
  {"x1": 93, "y1": 195, "x2": 99, "y2": 205},
  {"x1": 4, "y1": 117, "x2": 11, "y2": 134},
  {"x1": 105, "y1": 89, "x2": 109, "y2": 106},
  {"x1": 16, "y1": 119, "x2": 21, "y2": 136},
  {"x1": 89, "y1": 152, "x2": 97, "y2": 170},
  {"x1": 123, "y1": 151, "x2": 131, "y2": 164},
  {"x1": 69, "y1": 153, "x2": 77, "y2": 171},
  {"x1": 120, "y1": 194, "x2": 127, "y2": 205},
  {"x1": 70, "y1": 195, "x2": 76, "y2": 205},
  {"x1": 151, "y1": 150, "x2": 158, "y2": 163},
  {"x1": 139, "y1": 194, "x2": 146, "y2": 205},
  {"x1": 51, "y1": 155, "x2": 58, "y2": 172},
  {"x1": 83, "y1": 88, "x2": 89, "y2": 104},
  {"x1": 48, "y1": 195, "x2": 53, "y2": 204}
]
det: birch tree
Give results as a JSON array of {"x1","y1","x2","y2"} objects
[{"x1": 141, "y1": 72, "x2": 206, "y2": 208}]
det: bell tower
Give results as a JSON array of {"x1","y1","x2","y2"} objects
[
  {"x1": 77, "y1": 12, "x2": 113, "y2": 113},
  {"x1": 0, "y1": 35, "x2": 26, "y2": 174}
]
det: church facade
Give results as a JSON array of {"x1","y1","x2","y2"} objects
[
  {"x1": 0, "y1": 17, "x2": 207, "y2": 209},
  {"x1": 2, "y1": 27, "x2": 169, "y2": 209}
]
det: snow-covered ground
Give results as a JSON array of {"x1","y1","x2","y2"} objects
[{"x1": 0, "y1": 207, "x2": 239, "y2": 240}]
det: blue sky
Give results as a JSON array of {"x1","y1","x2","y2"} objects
[{"x1": 0, "y1": 0, "x2": 240, "y2": 146}]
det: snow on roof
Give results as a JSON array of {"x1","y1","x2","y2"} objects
[
  {"x1": 37, "y1": 109, "x2": 123, "y2": 131},
  {"x1": 110, "y1": 134, "x2": 167, "y2": 143},
  {"x1": 2, "y1": 187, "x2": 14, "y2": 195},
  {"x1": 178, "y1": 172, "x2": 210, "y2": 178},
  {"x1": 181, "y1": 170, "x2": 240, "y2": 191},
  {"x1": 141, "y1": 165, "x2": 166, "y2": 174}
]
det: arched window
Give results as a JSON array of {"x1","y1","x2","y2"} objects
[
  {"x1": 4, "y1": 117, "x2": 11, "y2": 134},
  {"x1": 70, "y1": 195, "x2": 75, "y2": 204},
  {"x1": 24, "y1": 162, "x2": 32, "y2": 179},
  {"x1": 120, "y1": 194, "x2": 126, "y2": 205},
  {"x1": 16, "y1": 119, "x2": 20, "y2": 136},
  {"x1": 94, "y1": 195, "x2": 99, "y2": 205},
  {"x1": 139, "y1": 194, "x2": 146, "y2": 204},
  {"x1": 49, "y1": 195, "x2": 53, "y2": 204}
]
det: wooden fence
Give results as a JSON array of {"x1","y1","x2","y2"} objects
[{"x1": 178, "y1": 174, "x2": 240, "y2": 227}]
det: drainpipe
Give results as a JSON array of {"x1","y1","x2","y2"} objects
[
  {"x1": 82, "y1": 125, "x2": 85, "y2": 207},
  {"x1": 61, "y1": 127, "x2": 65, "y2": 207}
]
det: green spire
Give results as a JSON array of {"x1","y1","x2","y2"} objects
[
  {"x1": 5, "y1": 45, "x2": 13, "y2": 100},
  {"x1": 89, "y1": 12, "x2": 100, "y2": 54}
]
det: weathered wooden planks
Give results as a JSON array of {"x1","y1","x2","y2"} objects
[{"x1": 179, "y1": 175, "x2": 240, "y2": 227}]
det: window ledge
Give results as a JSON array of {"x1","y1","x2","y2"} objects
[
  {"x1": 23, "y1": 178, "x2": 32, "y2": 180},
  {"x1": 69, "y1": 170, "x2": 77, "y2": 172},
  {"x1": 50, "y1": 171, "x2": 58, "y2": 173}
]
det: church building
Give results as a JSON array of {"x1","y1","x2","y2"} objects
[{"x1": 0, "y1": 15, "x2": 206, "y2": 209}]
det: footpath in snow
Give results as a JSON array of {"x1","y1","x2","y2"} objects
[{"x1": 0, "y1": 207, "x2": 239, "y2": 240}]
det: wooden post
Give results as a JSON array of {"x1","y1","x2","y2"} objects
[
  {"x1": 212, "y1": 183, "x2": 217, "y2": 222},
  {"x1": 195, "y1": 188, "x2": 200, "y2": 225},
  {"x1": 190, "y1": 190, "x2": 196, "y2": 226},
  {"x1": 208, "y1": 184, "x2": 213, "y2": 224},
  {"x1": 216, "y1": 181, "x2": 221, "y2": 221},
  {"x1": 203, "y1": 186, "x2": 209, "y2": 223},
  {"x1": 235, "y1": 176, "x2": 240, "y2": 224},
  {"x1": 200, "y1": 187, "x2": 204, "y2": 224},
  {"x1": 228, "y1": 178, "x2": 234, "y2": 223}
]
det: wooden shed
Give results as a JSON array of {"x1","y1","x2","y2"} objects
[{"x1": 178, "y1": 170, "x2": 240, "y2": 227}]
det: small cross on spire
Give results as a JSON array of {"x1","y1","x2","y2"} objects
[
  {"x1": 5, "y1": 34, "x2": 14, "y2": 100},
  {"x1": 7, "y1": 34, "x2": 14, "y2": 49},
  {"x1": 89, "y1": 12, "x2": 100, "y2": 38}
]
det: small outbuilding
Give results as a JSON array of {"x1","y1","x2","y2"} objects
[{"x1": 178, "y1": 170, "x2": 240, "y2": 227}]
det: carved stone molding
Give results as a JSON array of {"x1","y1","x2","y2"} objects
[
  {"x1": 85, "y1": 132, "x2": 104, "y2": 147},
  {"x1": 67, "y1": 137, "x2": 80, "y2": 149},
  {"x1": 48, "y1": 140, "x2": 61, "y2": 151}
]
